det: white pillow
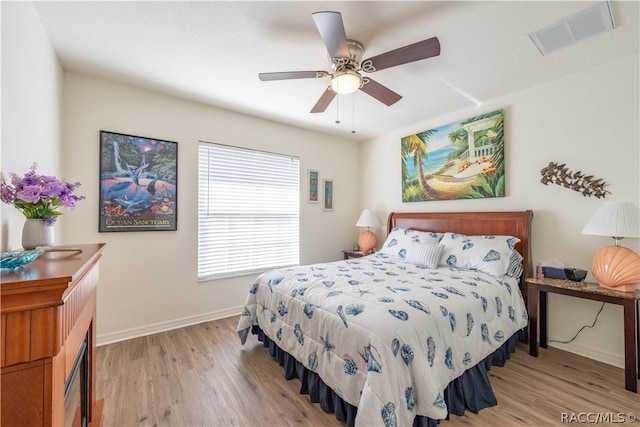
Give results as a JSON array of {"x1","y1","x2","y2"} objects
[
  {"x1": 406, "y1": 243, "x2": 445, "y2": 269},
  {"x1": 439, "y1": 232, "x2": 520, "y2": 277},
  {"x1": 378, "y1": 227, "x2": 444, "y2": 259}
]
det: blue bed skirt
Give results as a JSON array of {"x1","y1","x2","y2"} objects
[{"x1": 250, "y1": 325, "x2": 523, "y2": 427}]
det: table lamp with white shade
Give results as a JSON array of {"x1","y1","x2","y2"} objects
[
  {"x1": 356, "y1": 209, "x2": 381, "y2": 255},
  {"x1": 581, "y1": 201, "x2": 640, "y2": 292}
]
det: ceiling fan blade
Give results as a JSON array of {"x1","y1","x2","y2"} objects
[
  {"x1": 361, "y1": 37, "x2": 440, "y2": 73},
  {"x1": 310, "y1": 87, "x2": 337, "y2": 113},
  {"x1": 359, "y1": 78, "x2": 402, "y2": 106},
  {"x1": 259, "y1": 71, "x2": 329, "y2": 81},
  {"x1": 312, "y1": 11, "x2": 350, "y2": 60}
]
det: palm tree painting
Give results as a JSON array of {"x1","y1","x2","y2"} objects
[{"x1": 401, "y1": 109, "x2": 504, "y2": 202}]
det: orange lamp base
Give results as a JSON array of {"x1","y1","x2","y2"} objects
[
  {"x1": 591, "y1": 245, "x2": 640, "y2": 293},
  {"x1": 358, "y1": 230, "x2": 377, "y2": 255}
]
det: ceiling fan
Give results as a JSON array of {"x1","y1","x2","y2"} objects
[{"x1": 258, "y1": 11, "x2": 441, "y2": 113}]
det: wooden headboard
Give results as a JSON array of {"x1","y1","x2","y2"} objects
[{"x1": 387, "y1": 211, "x2": 533, "y2": 288}]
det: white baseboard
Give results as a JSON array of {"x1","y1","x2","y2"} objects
[
  {"x1": 96, "y1": 311, "x2": 626, "y2": 370},
  {"x1": 96, "y1": 306, "x2": 244, "y2": 346},
  {"x1": 547, "y1": 336, "x2": 624, "y2": 369}
]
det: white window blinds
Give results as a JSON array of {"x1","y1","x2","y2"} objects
[{"x1": 198, "y1": 142, "x2": 300, "y2": 280}]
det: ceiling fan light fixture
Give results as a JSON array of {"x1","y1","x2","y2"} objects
[{"x1": 331, "y1": 70, "x2": 362, "y2": 94}]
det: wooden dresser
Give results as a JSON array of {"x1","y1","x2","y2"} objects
[{"x1": 1, "y1": 243, "x2": 105, "y2": 426}]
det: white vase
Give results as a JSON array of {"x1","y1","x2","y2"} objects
[{"x1": 22, "y1": 219, "x2": 54, "y2": 250}]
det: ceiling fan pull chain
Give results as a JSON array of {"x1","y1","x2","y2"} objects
[
  {"x1": 335, "y1": 94, "x2": 341, "y2": 124},
  {"x1": 351, "y1": 93, "x2": 356, "y2": 134}
]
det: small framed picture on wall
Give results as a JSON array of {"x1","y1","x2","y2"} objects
[
  {"x1": 323, "y1": 179, "x2": 333, "y2": 211},
  {"x1": 308, "y1": 170, "x2": 319, "y2": 203}
]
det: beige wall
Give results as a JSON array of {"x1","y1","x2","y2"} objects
[
  {"x1": 359, "y1": 54, "x2": 640, "y2": 368},
  {"x1": 62, "y1": 73, "x2": 360, "y2": 344},
  {"x1": 1, "y1": 2, "x2": 64, "y2": 250}
]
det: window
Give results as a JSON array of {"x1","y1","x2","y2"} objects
[{"x1": 198, "y1": 142, "x2": 300, "y2": 280}]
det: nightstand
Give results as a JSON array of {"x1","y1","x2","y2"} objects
[
  {"x1": 526, "y1": 277, "x2": 639, "y2": 393},
  {"x1": 342, "y1": 250, "x2": 366, "y2": 260}
]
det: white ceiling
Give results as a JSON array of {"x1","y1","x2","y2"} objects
[{"x1": 32, "y1": 1, "x2": 639, "y2": 141}]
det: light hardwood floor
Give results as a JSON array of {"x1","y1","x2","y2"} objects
[{"x1": 96, "y1": 316, "x2": 639, "y2": 426}]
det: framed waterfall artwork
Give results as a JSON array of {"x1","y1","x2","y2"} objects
[
  {"x1": 99, "y1": 130, "x2": 178, "y2": 232},
  {"x1": 401, "y1": 109, "x2": 505, "y2": 202}
]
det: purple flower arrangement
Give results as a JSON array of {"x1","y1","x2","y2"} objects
[{"x1": 0, "y1": 163, "x2": 85, "y2": 225}]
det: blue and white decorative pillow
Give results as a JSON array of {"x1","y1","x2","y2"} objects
[
  {"x1": 439, "y1": 232, "x2": 520, "y2": 277},
  {"x1": 378, "y1": 227, "x2": 444, "y2": 259},
  {"x1": 505, "y1": 250, "x2": 524, "y2": 279},
  {"x1": 405, "y1": 243, "x2": 445, "y2": 269}
]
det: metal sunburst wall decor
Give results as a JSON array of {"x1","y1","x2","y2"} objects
[{"x1": 540, "y1": 162, "x2": 610, "y2": 198}]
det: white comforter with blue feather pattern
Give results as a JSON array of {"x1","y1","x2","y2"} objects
[{"x1": 238, "y1": 253, "x2": 527, "y2": 426}]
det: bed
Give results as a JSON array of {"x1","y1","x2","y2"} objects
[{"x1": 238, "y1": 210, "x2": 533, "y2": 426}]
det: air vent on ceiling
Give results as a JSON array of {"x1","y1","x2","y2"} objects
[{"x1": 529, "y1": 1, "x2": 615, "y2": 56}]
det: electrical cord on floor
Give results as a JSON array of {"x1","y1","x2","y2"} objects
[{"x1": 548, "y1": 302, "x2": 605, "y2": 344}]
